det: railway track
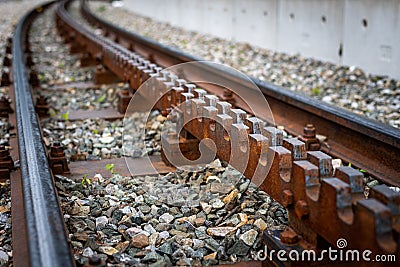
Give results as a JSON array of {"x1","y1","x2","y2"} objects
[
  {"x1": 79, "y1": 0, "x2": 400, "y2": 184},
  {"x1": 2, "y1": 0, "x2": 399, "y2": 266}
]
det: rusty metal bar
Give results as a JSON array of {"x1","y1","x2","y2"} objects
[
  {"x1": 13, "y1": 2, "x2": 74, "y2": 266},
  {"x1": 80, "y1": 0, "x2": 399, "y2": 184}
]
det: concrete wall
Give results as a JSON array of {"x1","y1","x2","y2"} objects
[
  {"x1": 123, "y1": 0, "x2": 400, "y2": 79},
  {"x1": 342, "y1": 0, "x2": 400, "y2": 78}
]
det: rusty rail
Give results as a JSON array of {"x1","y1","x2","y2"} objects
[
  {"x1": 79, "y1": 0, "x2": 400, "y2": 185},
  {"x1": 55, "y1": 0, "x2": 400, "y2": 264},
  {"x1": 12, "y1": 1, "x2": 74, "y2": 266}
]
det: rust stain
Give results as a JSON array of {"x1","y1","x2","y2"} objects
[{"x1": 66, "y1": 155, "x2": 175, "y2": 180}]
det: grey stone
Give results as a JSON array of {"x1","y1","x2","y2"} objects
[
  {"x1": 155, "y1": 223, "x2": 172, "y2": 231},
  {"x1": 210, "y1": 198, "x2": 224, "y2": 209},
  {"x1": 82, "y1": 247, "x2": 94, "y2": 257},
  {"x1": 239, "y1": 229, "x2": 258, "y2": 246},
  {"x1": 192, "y1": 238, "x2": 205, "y2": 249},
  {"x1": 95, "y1": 216, "x2": 108, "y2": 229},
  {"x1": 195, "y1": 226, "x2": 208, "y2": 240},
  {"x1": 0, "y1": 250, "x2": 9, "y2": 264},
  {"x1": 142, "y1": 251, "x2": 164, "y2": 263},
  {"x1": 159, "y1": 213, "x2": 174, "y2": 224},
  {"x1": 227, "y1": 240, "x2": 250, "y2": 256},
  {"x1": 204, "y1": 238, "x2": 220, "y2": 252},
  {"x1": 156, "y1": 242, "x2": 172, "y2": 255},
  {"x1": 144, "y1": 224, "x2": 156, "y2": 234},
  {"x1": 158, "y1": 231, "x2": 170, "y2": 240}
]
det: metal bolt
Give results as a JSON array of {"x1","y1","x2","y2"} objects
[
  {"x1": 50, "y1": 142, "x2": 64, "y2": 157},
  {"x1": 172, "y1": 86, "x2": 184, "y2": 93},
  {"x1": 282, "y1": 190, "x2": 293, "y2": 207},
  {"x1": 182, "y1": 93, "x2": 194, "y2": 113},
  {"x1": 303, "y1": 124, "x2": 316, "y2": 138},
  {"x1": 37, "y1": 95, "x2": 47, "y2": 105},
  {"x1": 223, "y1": 89, "x2": 233, "y2": 98},
  {"x1": 0, "y1": 146, "x2": 9, "y2": 158},
  {"x1": 280, "y1": 227, "x2": 299, "y2": 244},
  {"x1": 142, "y1": 60, "x2": 149, "y2": 68},
  {"x1": 295, "y1": 200, "x2": 309, "y2": 219}
]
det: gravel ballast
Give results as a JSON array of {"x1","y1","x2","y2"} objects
[{"x1": 57, "y1": 159, "x2": 287, "y2": 266}]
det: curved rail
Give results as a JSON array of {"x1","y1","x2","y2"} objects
[
  {"x1": 13, "y1": 2, "x2": 74, "y2": 266},
  {"x1": 80, "y1": 0, "x2": 399, "y2": 184}
]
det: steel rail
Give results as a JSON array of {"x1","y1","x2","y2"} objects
[
  {"x1": 57, "y1": 0, "x2": 400, "y2": 261},
  {"x1": 13, "y1": 2, "x2": 74, "y2": 266},
  {"x1": 80, "y1": 0, "x2": 399, "y2": 184}
]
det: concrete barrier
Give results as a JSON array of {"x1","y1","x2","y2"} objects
[{"x1": 123, "y1": 0, "x2": 400, "y2": 79}]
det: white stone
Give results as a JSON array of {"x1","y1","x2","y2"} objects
[
  {"x1": 121, "y1": 206, "x2": 133, "y2": 214},
  {"x1": 93, "y1": 173, "x2": 103, "y2": 183},
  {"x1": 96, "y1": 216, "x2": 108, "y2": 229},
  {"x1": 200, "y1": 202, "x2": 212, "y2": 214},
  {"x1": 144, "y1": 224, "x2": 156, "y2": 234},
  {"x1": 135, "y1": 195, "x2": 144, "y2": 203},
  {"x1": 332, "y1": 158, "x2": 343, "y2": 171},
  {"x1": 159, "y1": 213, "x2": 174, "y2": 224},
  {"x1": 99, "y1": 136, "x2": 114, "y2": 144},
  {"x1": 82, "y1": 247, "x2": 94, "y2": 257},
  {"x1": 126, "y1": 227, "x2": 142, "y2": 237},
  {"x1": 158, "y1": 231, "x2": 170, "y2": 239},
  {"x1": 207, "y1": 227, "x2": 236, "y2": 237},
  {"x1": 0, "y1": 250, "x2": 9, "y2": 262},
  {"x1": 322, "y1": 96, "x2": 332, "y2": 103},
  {"x1": 351, "y1": 102, "x2": 359, "y2": 109},
  {"x1": 210, "y1": 198, "x2": 225, "y2": 209},
  {"x1": 240, "y1": 229, "x2": 258, "y2": 246}
]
